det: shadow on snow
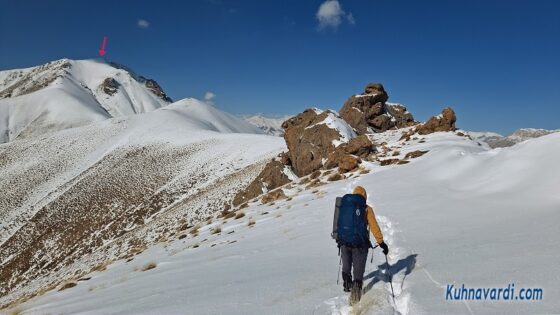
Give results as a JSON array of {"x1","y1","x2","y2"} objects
[{"x1": 363, "y1": 253, "x2": 417, "y2": 294}]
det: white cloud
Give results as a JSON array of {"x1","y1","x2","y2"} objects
[
  {"x1": 137, "y1": 19, "x2": 150, "y2": 29},
  {"x1": 204, "y1": 92, "x2": 216, "y2": 105},
  {"x1": 316, "y1": 0, "x2": 354, "y2": 30}
]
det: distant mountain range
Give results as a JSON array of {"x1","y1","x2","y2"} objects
[
  {"x1": 242, "y1": 114, "x2": 292, "y2": 136},
  {"x1": 469, "y1": 128, "x2": 559, "y2": 148}
]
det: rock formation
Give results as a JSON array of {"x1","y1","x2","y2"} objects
[
  {"x1": 144, "y1": 79, "x2": 173, "y2": 102},
  {"x1": 281, "y1": 108, "x2": 356, "y2": 177},
  {"x1": 232, "y1": 83, "x2": 459, "y2": 207},
  {"x1": 101, "y1": 77, "x2": 120, "y2": 95},
  {"x1": 339, "y1": 83, "x2": 415, "y2": 134},
  {"x1": 416, "y1": 107, "x2": 457, "y2": 135}
]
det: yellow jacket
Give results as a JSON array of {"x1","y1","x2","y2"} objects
[{"x1": 353, "y1": 186, "x2": 384, "y2": 245}]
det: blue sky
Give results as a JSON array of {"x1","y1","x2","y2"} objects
[{"x1": 1, "y1": 0, "x2": 558, "y2": 134}]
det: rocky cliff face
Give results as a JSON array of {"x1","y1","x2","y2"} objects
[{"x1": 143, "y1": 78, "x2": 173, "y2": 103}]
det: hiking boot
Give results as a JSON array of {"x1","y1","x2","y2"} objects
[
  {"x1": 349, "y1": 280, "x2": 363, "y2": 305},
  {"x1": 342, "y1": 272, "x2": 352, "y2": 292}
]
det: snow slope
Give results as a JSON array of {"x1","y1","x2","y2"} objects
[
  {"x1": 8, "y1": 131, "x2": 559, "y2": 314},
  {"x1": 0, "y1": 99, "x2": 281, "y2": 308},
  {"x1": 0, "y1": 59, "x2": 171, "y2": 143}
]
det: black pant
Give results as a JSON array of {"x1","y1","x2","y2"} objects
[{"x1": 341, "y1": 245, "x2": 368, "y2": 281}]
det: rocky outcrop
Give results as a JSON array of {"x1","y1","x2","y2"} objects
[
  {"x1": 339, "y1": 83, "x2": 415, "y2": 134},
  {"x1": 386, "y1": 103, "x2": 415, "y2": 128},
  {"x1": 233, "y1": 83, "x2": 458, "y2": 208},
  {"x1": 324, "y1": 135, "x2": 376, "y2": 169},
  {"x1": 101, "y1": 77, "x2": 120, "y2": 95},
  {"x1": 144, "y1": 79, "x2": 173, "y2": 102},
  {"x1": 282, "y1": 109, "x2": 356, "y2": 177},
  {"x1": 338, "y1": 155, "x2": 359, "y2": 173},
  {"x1": 232, "y1": 160, "x2": 290, "y2": 206},
  {"x1": 417, "y1": 107, "x2": 457, "y2": 135}
]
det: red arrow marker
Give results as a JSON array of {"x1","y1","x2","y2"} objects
[{"x1": 99, "y1": 36, "x2": 107, "y2": 56}]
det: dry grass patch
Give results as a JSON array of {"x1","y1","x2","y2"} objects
[
  {"x1": 212, "y1": 227, "x2": 222, "y2": 234},
  {"x1": 8, "y1": 308, "x2": 24, "y2": 315},
  {"x1": 235, "y1": 211, "x2": 245, "y2": 219},
  {"x1": 58, "y1": 281, "x2": 77, "y2": 291},
  {"x1": 220, "y1": 210, "x2": 236, "y2": 220},
  {"x1": 190, "y1": 225, "x2": 200, "y2": 235},
  {"x1": 92, "y1": 261, "x2": 110, "y2": 272},
  {"x1": 141, "y1": 262, "x2": 157, "y2": 271}
]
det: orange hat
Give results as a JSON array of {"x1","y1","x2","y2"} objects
[{"x1": 353, "y1": 186, "x2": 367, "y2": 199}]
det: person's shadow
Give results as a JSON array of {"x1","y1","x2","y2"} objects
[{"x1": 363, "y1": 254, "x2": 417, "y2": 294}]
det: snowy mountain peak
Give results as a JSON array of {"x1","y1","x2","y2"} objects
[{"x1": 0, "y1": 58, "x2": 172, "y2": 143}]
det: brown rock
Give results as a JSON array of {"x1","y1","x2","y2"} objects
[
  {"x1": 324, "y1": 148, "x2": 345, "y2": 169},
  {"x1": 279, "y1": 152, "x2": 291, "y2": 165},
  {"x1": 339, "y1": 83, "x2": 418, "y2": 134},
  {"x1": 260, "y1": 189, "x2": 287, "y2": 204},
  {"x1": 364, "y1": 83, "x2": 388, "y2": 97},
  {"x1": 385, "y1": 103, "x2": 416, "y2": 128},
  {"x1": 232, "y1": 160, "x2": 291, "y2": 206},
  {"x1": 338, "y1": 155, "x2": 359, "y2": 173},
  {"x1": 404, "y1": 150, "x2": 429, "y2": 159},
  {"x1": 282, "y1": 109, "x2": 351, "y2": 177},
  {"x1": 344, "y1": 135, "x2": 375, "y2": 157},
  {"x1": 324, "y1": 135, "x2": 375, "y2": 169},
  {"x1": 417, "y1": 107, "x2": 457, "y2": 135},
  {"x1": 306, "y1": 178, "x2": 325, "y2": 188},
  {"x1": 327, "y1": 173, "x2": 344, "y2": 181},
  {"x1": 369, "y1": 114, "x2": 392, "y2": 132},
  {"x1": 309, "y1": 170, "x2": 321, "y2": 179},
  {"x1": 379, "y1": 158, "x2": 401, "y2": 166}
]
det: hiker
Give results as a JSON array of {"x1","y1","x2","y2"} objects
[{"x1": 333, "y1": 185, "x2": 389, "y2": 304}]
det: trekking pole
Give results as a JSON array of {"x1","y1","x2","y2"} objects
[
  {"x1": 385, "y1": 254, "x2": 396, "y2": 304},
  {"x1": 336, "y1": 255, "x2": 342, "y2": 284},
  {"x1": 370, "y1": 244, "x2": 379, "y2": 263}
]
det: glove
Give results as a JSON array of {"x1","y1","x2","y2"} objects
[{"x1": 379, "y1": 242, "x2": 389, "y2": 255}]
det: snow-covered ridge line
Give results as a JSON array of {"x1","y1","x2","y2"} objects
[
  {"x1": 0, "y1": 98, "x2": 284, "y2": 308},
  {"x1": 8, "y1": 131, "x2": 559, "y2": 314}
]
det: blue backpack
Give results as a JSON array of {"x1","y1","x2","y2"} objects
[{"x1": 331, "y1": 194, "x2": 371, "y2": 248}]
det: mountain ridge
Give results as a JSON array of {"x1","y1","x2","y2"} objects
[{"x1": 0, "y1": 59, "x2": 172, "y2": 143}]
